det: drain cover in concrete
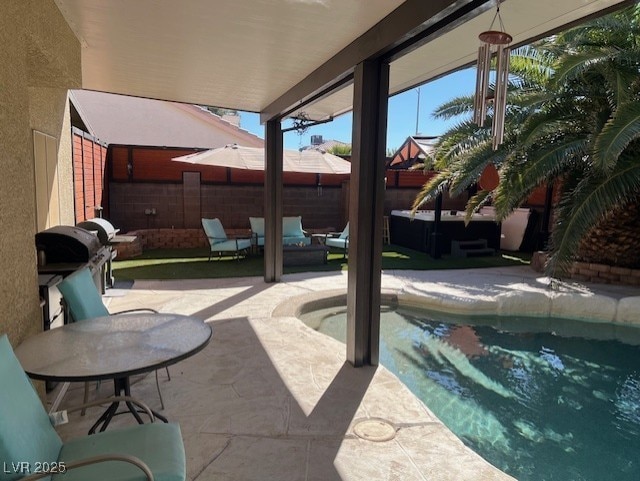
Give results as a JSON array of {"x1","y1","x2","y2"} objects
[{"x1": 353, "y1": 418, "x2": 396, "y2": 442}]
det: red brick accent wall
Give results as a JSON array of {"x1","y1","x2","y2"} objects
[{"x1": 73, "y1": 129, "x2": 107, "y2": 222}]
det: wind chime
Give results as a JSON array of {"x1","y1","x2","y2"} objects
[{"x1": 473, "y1": 2, "x2": 512, "y2": 150}]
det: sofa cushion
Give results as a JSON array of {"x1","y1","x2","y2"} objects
[
  {"x1": 249, "y1": 217, "x2": 265, "y2": 237},
  {"x1": 56, "y1": 423, "x2": 185, "y2": 481},
  {"x1": 326, "y1": 237, "x2": 349, "y2": 249},
  {"x1": 209, "y1": 238, "x2": 252, "y2": 252},
  {"x1": 339, "y1": 223, "x2": 349, "y2": 240},
  {"x1": 283, "y1": 216, "x2": 304, "y2": 237},
  {"x1": 201, "y1": 218, "x2": 227, "y2": 244}
]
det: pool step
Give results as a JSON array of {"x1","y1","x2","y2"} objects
[{"x1": 451, "y1": 239, "x2": 495, "y2": 258}]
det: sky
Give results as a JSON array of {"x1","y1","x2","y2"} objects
[{"x1": 238, "y1": 68, "x2": 476, "y2": 152}]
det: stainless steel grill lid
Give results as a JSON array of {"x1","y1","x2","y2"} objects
[
  {"x1": 35, "y1": 226, "x2": 102, "y2": 263},
  {"x1": 76, "y1": 218, "x2": 118, "y2": 245}
]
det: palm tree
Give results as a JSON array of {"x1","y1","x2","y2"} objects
[{"x1": 413, "y1": 6, "x2": 640, "y2": 276}]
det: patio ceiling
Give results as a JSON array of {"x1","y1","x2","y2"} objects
[{"x1": 54, "y1": 0, "x2": 630, "y2": 123}]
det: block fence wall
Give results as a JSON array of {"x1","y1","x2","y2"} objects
[
  {"x1": 105, "y1": 144, "x2": 553, "y2": 233},
  {"x1": 105, "y1": 144, "x2": 470, "y2": 233},
  {"x1": 108, "y1": 181, "x2": 468, "y2": 234}
]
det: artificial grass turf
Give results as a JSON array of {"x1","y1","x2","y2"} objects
[{"x1": 113, "y1": 245, "x2": 531, "y2": 280}]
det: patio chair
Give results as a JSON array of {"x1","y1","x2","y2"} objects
[
  {"x1": 0, "y1": 334, "x2": 186, "y2": 481},
  {"x1": 201, "y1": 218, "x2": 252, "y2": 260},
  {"x1": 324, "y1": 223, "x2": 349, "y2": 258},
  {"x1": 57, "y1": 268, "x2": 170, "y2": 410},
  {"x1": 249, "y1": 216, "x2": 311, "y2": 247}
]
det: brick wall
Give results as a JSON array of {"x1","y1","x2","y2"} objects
[
  {"x1": 109, "y1": 181, "x2": 451, "y2": 233},
  {"x1": 568, "y1": 262, "x2": 640, "y2": 286},
  {"x1": 72, "y1": 128, "x2": 107, "y2": 222},
  {"x1": 531, "y1": 252, "x2": 640, "y2": 286},
  {"x1": 115, "y1": 228, "x2": 210, "y2": 260}
]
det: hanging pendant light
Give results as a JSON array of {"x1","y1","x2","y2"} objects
[{"x1": 473, "y1": 3, "x2": 512, "y2": 150}]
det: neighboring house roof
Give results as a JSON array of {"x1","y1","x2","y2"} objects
[
  {"x1": 69, "y1": 90, "x2": 264, "y2": 149},
  {"x1": 388, "y1": 135, "x2": 437, "y2": 170}
]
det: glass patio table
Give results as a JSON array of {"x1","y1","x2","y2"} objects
[{"x1": 15, "y1": 312, "x2": 212, "y2": 434}]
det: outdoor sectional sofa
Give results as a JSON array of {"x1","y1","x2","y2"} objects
[{"x1": 250, "y1": 216, "x2": 311, "y2": 247}]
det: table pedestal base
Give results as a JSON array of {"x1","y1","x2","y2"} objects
[{"x1": 89, "y1": 377, "x2": 167, "y2": 434}]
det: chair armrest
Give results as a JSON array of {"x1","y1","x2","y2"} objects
[
  {"x1": 20, "y1": 454, "x2": 154, "y2": 481},
  {"x1": 112, "y1": 308, "x2": 158, "y2": 315}
]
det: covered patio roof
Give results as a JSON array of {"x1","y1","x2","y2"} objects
[
  {"x1": 55, "y1": 0, "x2": 629, "y2": 122},
  {"x1": 53, "y1": 0, "x2": 632, "y2": 367}
]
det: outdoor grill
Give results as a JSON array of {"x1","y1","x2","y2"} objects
[
  {"x1": 35, "y1": 225, "x2": 111, "y2": 294},
  {"x1": 76, "y1": 218, "x2": 124, "y2": 289},
  {"x1": 76, "y1": 218, "x2": 119, "y2": 245}
]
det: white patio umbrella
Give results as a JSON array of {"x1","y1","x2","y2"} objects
[{"x1": 172, "y1": 144, "x2": 351, "y2": 174}]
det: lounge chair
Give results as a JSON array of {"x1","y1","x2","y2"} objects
[
  {"x1": 57, "y1": 268, "x2": 169, "y2": 410},
  {"x1": 201, "y1": 218, "x2": 252, "y2": 260},
  {"x1": 0, "y1": 334, "x2": 186, "y2": 481},
  {"x1": 324, "y1": 223, "x2": 349, "y2": 258}
]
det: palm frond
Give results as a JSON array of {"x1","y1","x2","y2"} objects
[
  {"x1": 509, "y1": 45, "x2": 555, "y2": 86},
  {"x1": 463, "y1": 190, "x2": 492, "y2": 225},
  {"x1": 432, "y1": 96, "x2": 475, "y2": 120},
  {"x1": 592, "y1": 102, "x2": 640, "y2": 171},
  {"x1": 411, "y1": 171, "x2": 452, "y2": 212},
  {"x1": 434, "y1": 121, "x2": 489, "y2": 167},
  {"x1": 552, "y1": 48, "x2": 617, "y2": 86},
  {"x1": 547, "y1": 158, "x2": 640, "y2": 276},
  {"x1": 492, "y1": 138, "x2": 587, "y2": 218},
  {"x1": 605, "y1": 68, "x2": 634, "y2": 107},
  {"x1": 518, "y1": 113, "x2": 577, "y2": 148},
  {"x1": 447, "y1": 142, "x2": 504, "y2": 197}
]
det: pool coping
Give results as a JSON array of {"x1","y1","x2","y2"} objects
[
  {"x1": 271, "y1": 285, "x2": 640, "y2": 481},
  {"x1": 273, "y1": 286, "x2": 640, "y2": 326}
]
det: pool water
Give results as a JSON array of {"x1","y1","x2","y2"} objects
[{"x1": 301, "y1": 306, "x2": 640, "y2": 481}]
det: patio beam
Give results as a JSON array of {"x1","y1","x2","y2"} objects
[
  {"x1": 346, "y1": 59, "x2": 389, "y2": 367},
  {"x1": 260, "y1": 0, "x2": 492, "y2": 123},
  {"x1": 264, "y1": 120, "x2": 283, "y2": 282}
]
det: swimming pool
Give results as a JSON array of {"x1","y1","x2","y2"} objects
[{"x1": 301, "y1": 305, "x2": 640, "y2": 481}]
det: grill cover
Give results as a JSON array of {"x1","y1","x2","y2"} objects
[
  {"x1": 76, "y1": 218, "x2": 117, "y2": 245},
  {"x1": 35, "y1": 226, "x2": 102, "y2": 263}
]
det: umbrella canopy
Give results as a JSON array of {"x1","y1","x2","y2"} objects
[{"x1": 172, "y1": 144, "x2": 351, "y2": 174}]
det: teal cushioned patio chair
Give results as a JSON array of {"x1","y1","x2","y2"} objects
[
  {"x1": 201, "y1": 218, "x2": 252, "y2": 260},
  {"x1": 324, "y1": 223, "x2": 349, "y2": 258},
  {"x1": 0, "y1": 334, "x2": 186, "y2": 481},
  {"x1": 57, "y1": 268, "x2": 169, "y2": 410},
  {"x1": 249, "y1": 216, "x2": 311, "y2": 247}
]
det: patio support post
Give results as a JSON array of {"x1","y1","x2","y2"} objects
[
  {"x1": 430, "y1": 192, "x2": 443, "y2": 259},
  {"x1": 346, "y1": 59, "x2": 389, "y2": 367},
  {"x1": 264, "y1": 119, "x2": 283, "y2": 282}
]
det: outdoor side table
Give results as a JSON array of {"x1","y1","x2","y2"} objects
[
  {"x1": 311, "y1": 233, "x2": 328, "y2": 245},
  {"x1": 283, "y1": 244, "x2": 329, "y2": 266},
  {"x1": 15, "y1": 313, "x2": 212, "y2": 434}
]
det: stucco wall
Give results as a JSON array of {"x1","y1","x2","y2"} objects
[{"x1": 0, "y1": 1, "x2": 80, "y2": 346}]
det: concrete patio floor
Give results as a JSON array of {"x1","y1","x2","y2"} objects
[{"x1": 51, "y1": 266, "x2": 640, "y2": 481}]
